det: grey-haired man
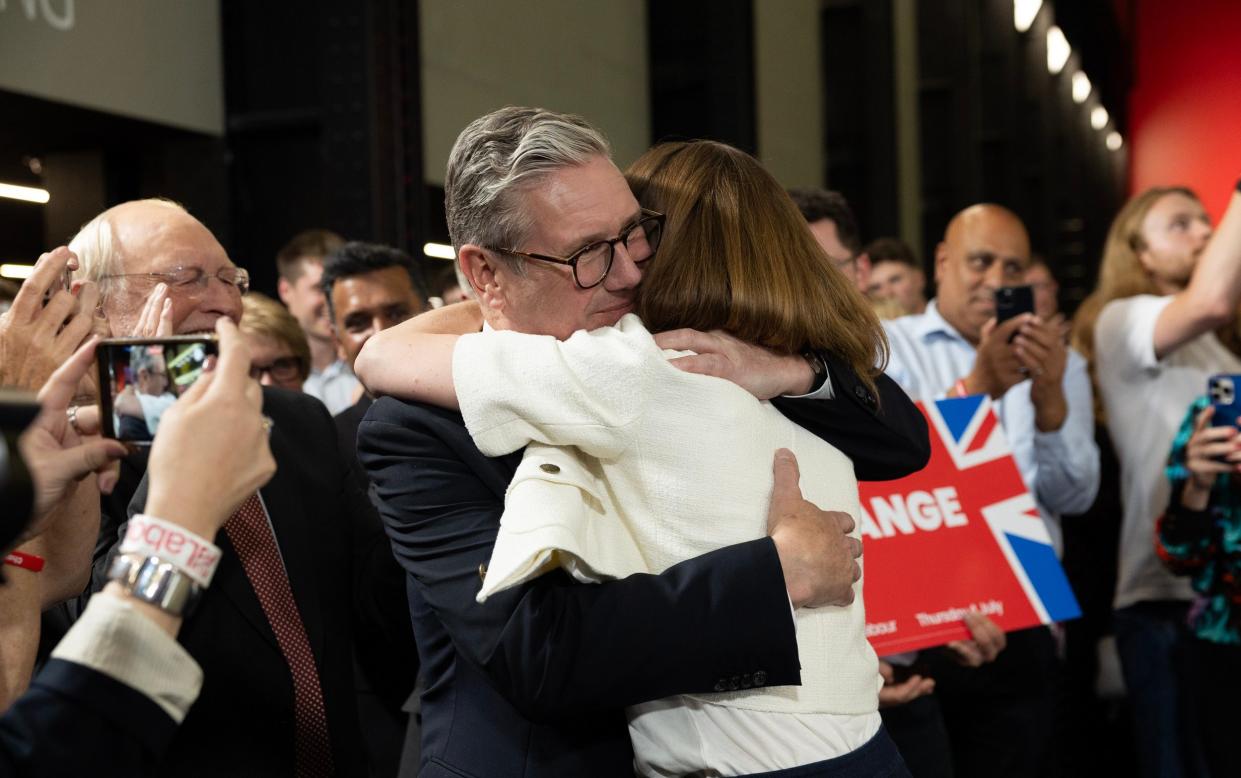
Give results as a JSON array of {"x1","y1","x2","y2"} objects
[{"x1": 358, "y1": 106, "x2": 929, "y2": 776}]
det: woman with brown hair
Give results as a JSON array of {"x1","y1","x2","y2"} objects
[{"x1": 358, "y1": 140, "x2": 904, "y2": 776}]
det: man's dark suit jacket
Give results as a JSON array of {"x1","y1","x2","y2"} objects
[
  {"x1": 105, "y1": 388, "x2": 413, "y2": 777},
  {"x1": 0, "y1": 660, "x2": 175, "y2": 777},
  {"x1": 357, "y1": 359, "x2": 929, "y2": 778}
]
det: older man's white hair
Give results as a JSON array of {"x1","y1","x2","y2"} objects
[{"x1": 67, "y1": 198, "x2": 187, "y2": 298}]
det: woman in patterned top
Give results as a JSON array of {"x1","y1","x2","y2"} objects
[{"x1": 1156, "y1": 395, "x2": 1241, "y2": 778}]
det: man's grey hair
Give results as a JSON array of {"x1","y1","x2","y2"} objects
[
  {"x1": 444, "y1": 107, "x2": 611, "y2": 267},
  {"x1": 67, "y1": 198, "x2": 187, "y2": 298}
]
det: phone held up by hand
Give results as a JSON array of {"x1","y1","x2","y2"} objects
[
  {"x1": 96, "y1": 335, "x2": 218, "y2": 446},
  {"x1": 995, "y1": 285, "x2": 1034, "y2": 325},
  {"x1": 1208, "y1": 374, "x2": 1241, "y2": 429}
]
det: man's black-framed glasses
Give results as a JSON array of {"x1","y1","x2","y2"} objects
[
  {"x1": 103, "y1": 266, "x2": 251, "y2": 296},
  {"x1": 249, "y1": 356, "x2": 304, "y2": 383},
  {"x1": 488, "y1": 209, "x2": 664, "y2": 289}
]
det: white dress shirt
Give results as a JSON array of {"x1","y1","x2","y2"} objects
[
  {"x1": 303, "y1": 359, "x2": 359, "y2": 416},
  {"x1": 881, "y1": 300, "x2": 1100, "y2": 554},
  {"x1": 52, "y1": 592, "x2": 202, "y2": 722}
]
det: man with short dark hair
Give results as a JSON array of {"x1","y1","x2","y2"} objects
[
  {"x1": 789, "y1": 187, "x2": 871, "y2": 291},
  {"x1": 866, "y1": 236, "x2": 927, "y2": 315},
  {"x1": 322, "y1": 241, "x2": 429, "y2": 486},
  {"x1": 319, "y1": 241, "x2": 429, "y2": 774},
  {"x1": 276, "y1": 228, "x2": 358, "y2": 413}
]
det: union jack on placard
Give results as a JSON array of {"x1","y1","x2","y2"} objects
[{"x1": 926, "y1": 394, "x2": 1009, "y2": 469}]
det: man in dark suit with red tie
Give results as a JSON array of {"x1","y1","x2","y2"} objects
[{"x1": 64, "y1": 198, "x2": 414, "y2": 776}]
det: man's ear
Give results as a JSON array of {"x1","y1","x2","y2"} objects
[
  {"x1": 277, "y1": 276, "x2": 292, "y2": 305},
  {"x1": 458, "y1": 245, "x2": 505, "y2": 312},
  {"x1": 934, "y1": 242, "x2": 948, "y2": 284}
]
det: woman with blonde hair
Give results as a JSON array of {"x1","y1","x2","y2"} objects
[
  {"x1": 238, "y1": 292, "x2": 311, "y2": 391},
  {"x1": 359, "y1": 140, "x2": 909, "y2": 776}
]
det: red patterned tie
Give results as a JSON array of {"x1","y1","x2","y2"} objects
[{"x1": 225, "y1": 494, "x2": 334, "y2": 777}]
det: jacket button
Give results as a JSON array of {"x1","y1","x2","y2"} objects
[
  {"x1": 753, "y1": 670, "x2": 767, "y2": 685},
  {"x1": 539, "y1": 463, "x2": 560, "y2": 474},
  {"x1": 714, "y1": 680, "x2": 727, "y2": 692},
  {"x1": 741, "y1": 673, "x2": 752, "y2": 688},
  {"x1": 478, "y1": 563, "x2": 487, "y2": 581},
  {"x1": 728, "y1": 676, "x2": 740, "y2": 691}
]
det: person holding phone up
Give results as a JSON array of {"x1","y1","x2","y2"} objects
[
  {"x1": 1155, "y1": 389, "x2": 1241, "y2": 778},
  {"x1": 1, "y1": 316, "x2": 276, "y2": 776},
  {"x1": 879, "y1": 204, "x2": 1100, "y2": 778}
]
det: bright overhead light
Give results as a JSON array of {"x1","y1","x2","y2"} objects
[
  {"x1": 1091, "y1": 106, "x2": 1109, "y2": 130},
  {"x1": 423, "y1": 242, "x2": 455, "y2": 260},
  {"x1": 1106, "y1": 132, "x2": 1123, "y2": 151},
  {"x1": 1046, "y1": 26, "x2": 1071, "y2": 74},
  {"x1": 0, "y1": 182, "x2": 50, "y2": 204},
  {"x1": 1072, "y1": 72, "x2": 1092, "y2": 104},
  {"x1": 1014, "y1": 0, "x2": 1042, "y2": 33},
  {"x1": 0, "y1": 263, "x2": 35, "y2": 280}
]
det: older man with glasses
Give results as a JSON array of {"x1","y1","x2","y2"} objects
[
  {"x1": 43, "y1": 197, "x2": 417, "y2": 777},
  {"x1": 356, "y1": 106, "x2": 931, "y2": 778}
]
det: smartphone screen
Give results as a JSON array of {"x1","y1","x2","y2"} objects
[
  {"x1": 96, "y1": 336, "x2": 218, "y2": 445},
  {"x1": 1208, "y1": 375, "x2": 1241, "y2": 429},
  {"x1": 995, "y1": 285, "x2": 1035, "y2": 325}
]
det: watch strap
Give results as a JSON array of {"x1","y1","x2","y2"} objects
[
  {"x1": 107, "y1": 553, "x2": 203, "y2": 618},
  {"x1": 802, "y1": 350, "x2": 828, "y2": 393}
]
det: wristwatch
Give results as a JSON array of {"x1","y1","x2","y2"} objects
[
  {"x1": 107, "y1": 553, "x2": 203, "y2": 617},
  {"x1": 802, "y1": 349, "x2": 828, "y2": 394}
]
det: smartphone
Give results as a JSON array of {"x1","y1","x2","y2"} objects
[
  {"x1": 1208, "y1": 375, "x2": 1241, "y2": 429},
  {"x1": 96, "y1": 336, "x2": 218, "y2": 445},
  {"x1": 995, "y1": 285, "x2": 1035, "y2": 325}
]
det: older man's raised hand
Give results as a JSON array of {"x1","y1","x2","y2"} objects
[{"x1": 766, "y1": 448, "x2": 862, "y2": 608}]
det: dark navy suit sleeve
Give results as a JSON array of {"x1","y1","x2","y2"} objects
[
  {"x1": 358, "y1": 399, "x2": 800, "y2": 721},
  {"x1": 772, "y1": 358, "x2": 930, "y2": 482},
  {"x1": 0, "y1": 659, "x2": 176, "y2": 777}
]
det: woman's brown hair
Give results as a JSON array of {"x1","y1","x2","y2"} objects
[{"x1": 628, "y1": 140, "x2": 887, "y2": 395}]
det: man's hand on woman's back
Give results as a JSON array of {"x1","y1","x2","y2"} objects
[{"x1": 766, "y1": 448, "x2": 862, "y2": 608}]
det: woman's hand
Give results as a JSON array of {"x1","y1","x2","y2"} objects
[
  {"x1": 1181, "y1": 405, "x2": 1241, "y2": 509},
  {"x1": 144, "y1": 317, "x2": 276, "y2": 539},
  {"x1": 17, "y1": 337, "x2": 128, "y2": 543}
]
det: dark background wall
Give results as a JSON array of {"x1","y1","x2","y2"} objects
[{"x1": 1, "y1": 0, "x2": 1232, "y2": 313}]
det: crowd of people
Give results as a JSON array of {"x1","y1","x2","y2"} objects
[{"x1": 0, "y1": 102, "x2": 1239, "y2": 778}]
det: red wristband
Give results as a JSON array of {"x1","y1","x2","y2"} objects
[{"x1": 3, "y1": 551, "x2": 45, "y2": 572}]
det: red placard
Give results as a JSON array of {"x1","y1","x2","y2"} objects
[{"x1": 860, "y1": 396, "x2": 1080, "y2": 655}]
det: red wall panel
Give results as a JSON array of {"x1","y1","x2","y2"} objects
[{"x1": 1130, "y1": 0, "x2": 1241, "y2": 220}]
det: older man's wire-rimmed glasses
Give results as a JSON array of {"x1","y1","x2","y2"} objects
[
  {"x1": 103, "y1": 266, "x2": 251, "y2": 296},
  {"x1": 487, "y1": 209, "x2": 664, "y2": 289}
]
